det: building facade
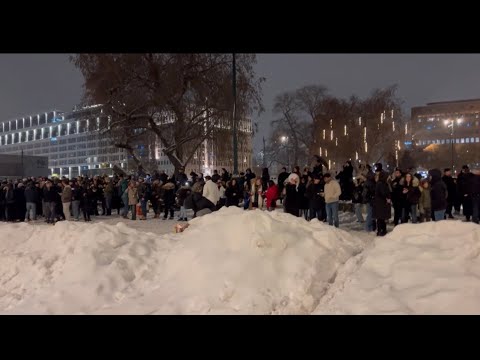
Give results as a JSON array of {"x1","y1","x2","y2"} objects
[
  {"x1": 410, "y1": 98, "x2": 480, "y2": 170},
  {"x1": 411, "y1": 99, "x2": 480, "y2": 146},
  {"x1": 0, "y1": 105, "x2": 253, "y2": 178}
]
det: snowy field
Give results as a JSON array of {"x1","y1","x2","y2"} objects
[{"x1": 0, "y1": 206, "x2": 478, "y2": 315}]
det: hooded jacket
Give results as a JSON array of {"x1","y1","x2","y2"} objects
[{"x1": 429, "y1": 169, "x2": 448, "y2": 211}]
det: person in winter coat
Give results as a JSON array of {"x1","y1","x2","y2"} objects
[
  {"x1": 61, "y1": 179, "x2": 72, "y2": 221},
  {"x1": 127, "y1": 181, "x2": 139, "y2": 220},
  {"x1": 323, "y1": 173, "x2": 342, "y2": 228},
  {"x1": 71, "y1": 181, "x2": 83, "y2": 221},
  {"x1": 264, "y1": 180, "x2": 278, "y2": 211},
  {"x1": 185, "y1": 191, "x2": 216, "y2": 218},
  {"x1": 137, "y1": 178, "x2": 148, "y2": 220},
  {"x1": 429, "y1": 168, "x2": 448, "y2": 221},
  {"x1": 373, "y1": 170, "x2": 391, "y2": 237},
  {"x1": 150, "y1": 180, "x2": 163, "y2": 218},
  {"x1": 336, "y1": 161, "x2": 354, "y2": 201},
  {"x1": 244, "y1": 168, "x2": 256, "y2": 191},
  {"x1": 162, "y1": 180, "x2": 176, "y2": 220},
  {"x1": 261, "y1": 168, "x2": 270, "y2": 193},
  {"x1": 284, "y1": 173, "x2": 301, "y2": 217},
  {"x1": 363, "y1": 171, "x2": 377, "y2": 232},
  {"x1": 457, "y1": 165, "x2": 474, "y2": 221},
  {"x1": 389, "y1": 169, "x2": 405, "y2": 226},
  {"x1": 24, "y1": 182, "x2": 39, "y2": 221},
  {"x1": 176, "y1": 184, "x2": 191, "y2": 221},
  {"x1": 103, "y1": 178, "x2": 114, "y2": 216},
  {"x1": 471, "y1": 169, "x2": 480, "y2": 224},
  {"x1": 80, "y1": 185, "x2": 94, "y2": 222},
  {"x1": 225, "y1": 179, "x2": 240, "y2": 207},
  {"x1": 277, "y1": 167, "x2": 289, "y2": 204},
  {"x1": 221, "y1": 168, "x2": 230, "y2": 183},
  {"x1": 306, "y1": 174, "x2": 325, "y2": 221},
  {"x1": 203, "y1": 176, "x2": 220, "y2": 207},
  {"x1": 175, "y1": 168, "x2": 189, "y2": 187},
  {"x1": 418, "y1": 179, "x2": 432, "y2": 222},
  {"x1": 400, "y1": 173, "x2": 421, "y2": 223},
  {"x1": 298, "y1": 176, "x2": 309, "y2": 220},
  {"x1": 14, "y1": 183, "x2": 26, "y2": 222},
  {"x1": 217, "y1": 181, "x2": 227, "y2": 210},
  {"x1": 43, "y1": 180, "x2": 58, "y2": 224},
  {"x1": 352, "y1": 177, "x2": 365, "y2": 223},
  {"x1": 442, "y1": 168, "x2": 456, "y2": 219},
  {"x1": 249, "y1": 177, "x2": 263, "y2": 210}
]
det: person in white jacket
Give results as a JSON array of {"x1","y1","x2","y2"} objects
[
  {"x1": 203, "y1": 176, "x2": 220, "y2": 206},
  {"x1": 323, "y1": 173, "x2": 342, "y2": 228}
]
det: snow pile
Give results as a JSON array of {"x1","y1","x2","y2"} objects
[
  {"x1": 0, "y1": 207, "x2": 363, "y2": 314},
  {"x1": 315, "y1": 221, "x2": 480, "y2": 315}
]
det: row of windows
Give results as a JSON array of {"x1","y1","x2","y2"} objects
[
  {"x1": 0, "y1": 121, "x2": 105, "y2": 146},
  {"x1": 0, "y1": 112, "x2": 57, "y2": 133},
  {"x1": 48, "y1": 155, "x2": 123, "y2": 166},
  {"x1": 417, "y1": 137, "x2": 480, "y2": 145}
]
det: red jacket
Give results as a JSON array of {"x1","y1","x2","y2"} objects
[{"x1": 265, "y1": 185, "x2": 278, "y2": 208}]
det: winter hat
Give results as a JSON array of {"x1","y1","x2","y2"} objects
[{"x1": 17, "y1": 183, "x2": 24, "y2": 188}]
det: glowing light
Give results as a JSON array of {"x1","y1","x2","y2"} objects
[
  {"x1": 405, "y1": 123, "x2": 408, "y2": 135},
  {"x1": 330, "y1": 119, "x2": 333, "y2": 128},
  {"x1": 364, "y1": 127, "x2": 367, "y2": 142},
  {"x1": 319, "y1": 147, "x2": 322, "y2": 156},
  {"x1": 335, "y1": 137, "x2": 338, "y2": 146},
  {"x1": 395, "y1": 150, "x2": 398, "y2": 160},
  {"x1": 380, "y1": 112, "x2": 384, "y2": 124},
  {"x1": 328, "y1": 159, "x2": 331, "y2": 169},
  {"x1": 344, "y1": 125, "x2": 347, "y2": 136},
  {"x1": 392, "y1": 121, "x2": 395, "y2": 132},
  {"x1": 358, "y1": 117, "x2": 362, "y2": 126},
  {"x1": 330, "y1": 130, "x2": 333, "y2": 141},
  {"x1": 323, "y1": 129, "x2": 326, "y2": 140},
  {"x1": 365, "y1": 142, "x2": 368, "y2": 153},
  {"x1": 391, "y1": 109, "x2": 394, "y2": 119},
  {"x1": 355, "y1": 151, "x2": 358, "y2": 160},
  {"x1": 325, "y1": 149, "x2": 328, "y2": 157},
  {"x1": 397, "y1": 140, "x2": 401, "y2": 150}
]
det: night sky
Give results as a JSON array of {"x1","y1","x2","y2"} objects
[{"x1": 2, "y1": 54, "x2": 480, "y2": 152}]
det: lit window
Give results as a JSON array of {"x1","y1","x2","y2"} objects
[
  {"x1": 471, "y1": 138, "x2": 475, "y2": 143},
  {"x1": 466, "y1": 138, "x2": 470, "y2": 143},
  {"x1": 446, "y1": 139, "x2": 450, "y2": 144},
  {"x1": 476, "y1": 138, "x2": 480, "y2": 143},
  {"x1": 441, "y1": 139, "x2": 445, "y2": 144},
  {"x1": 461, "y1": 138, "x2": 465, "y2": 144}
]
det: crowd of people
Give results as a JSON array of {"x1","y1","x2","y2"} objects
[{"x1": 1, "y1": 160, "x2": 480, "y2": 237}]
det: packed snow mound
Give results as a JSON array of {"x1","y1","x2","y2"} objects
[
  {"x1": 314, "y1": 221, "x2": 480, "y2": 315},
  {"x1": 0, "y1": 207, "x2": 364, "y2": 314}
]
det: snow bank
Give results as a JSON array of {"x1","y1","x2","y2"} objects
[
  {"x1": 0, "y1": 207, "x2": 363, "y2": 314},
  {"x1": 314, "y1": 221, "x2": 480, "y2": 315}
]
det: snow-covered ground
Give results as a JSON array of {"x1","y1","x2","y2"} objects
[
  {"x1": 0, "y1": 207, "x2": 364, "y2": 314},
  {"x1": 0, "y1": 206, "x2": 478, "y2": 315},
  {"x1": 315, "y1": 221, "x2": 480, "y2": 314}
]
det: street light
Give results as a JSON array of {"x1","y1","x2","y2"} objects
[{"x1": 444, "y1": 118, "x2": 463, "y2": 172}]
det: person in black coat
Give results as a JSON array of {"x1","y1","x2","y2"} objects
[
  {"x1": 162, "y1": 180, "x2": 176, "y2": 220},
  {"x1": 442, "y1": 168, "x2": 456, "y2": 219},
  {"x1": 43, "y1": 181, "x2": 58, "y2": 224},
  {"x1": 277, "y1": 167, "x2": 289, "y2": 204},
  {"x1": 389, "y1": 169, "x2": 404, "y2": 226},
  {"x1": 225, "y1": 179, "x2": 240, "y2": 207},
  {"x1": 306, "y1": 175, "x2": 325, "y2": 221},
  {"x1": 24, "y1": 182, "x2": 39, "y2": 221},
  {"x1": 373, "y1": 171, "x2": 391, "y2": 237},
  {"x1": 401, "y1": 173, "x2": 421, "y2": 224},
  {"x1": 80, "y1": 185, "x2": 94, "y2": 222},
  {"x1": 185, "y1": 192, "x2": 216, "y2": 218},
  {"x1": 298, "y1": 176, "x2": 309, "y2": 220},
  {"x1": 429, "y1": 168, "x2": 448, "y2": 221},
  {"x1": 284, "y1": 174, "x2": 301, "y2": 217},
  {"x1": 261, "y1": 168, "x2": 270, "y2": 193},
  {"x1": 362, "y1": 171, "x2": 377, "y2": 232},
  {"x1": 457, "y1": 165, "x2": 474, "y2": 221},
  {"x1": 13, "y1": 184, "x2": 26, "y2": 222}
]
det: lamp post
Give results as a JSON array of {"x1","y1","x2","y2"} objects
[
  {"x1": 232, "y1": 53, "x2": 238, "y2": 176},
  {"x1": 281, "y1": 136, "x2": 289, "y2": 169},
  {"x1": 444, "y1": 118, "x2": 462, "y2": 173}
]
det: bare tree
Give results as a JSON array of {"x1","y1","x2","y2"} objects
[{"x1": 72, "y1": 54, "x2": 264, "y2": 174}]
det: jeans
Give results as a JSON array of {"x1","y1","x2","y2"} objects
[
  {"x1": 140, "y1": 199, "x2": 147, "y2": 217},
  {"x1": 420, "y1": 208, "x2": 431, "y2": 222},
  {"x1": 72, "y1": 200, "x2": 81, "y2": 220},
  {"x1": 354, "y1": 203, "x2": 364, "y2": 222},
  {"x1": 365, "y1": 203, "x2": 374, "y2": 231},
  {"x1": 179, "y1": 206, "x2": 187, "y2": 219},
  {"x1": 326, "y1": 201, "x2": 339, "y2": 228},
  {"x1": 45, "y1": 202, "x2": 56, "y2": 223},
  {"x1": 122, "y1": 193, "x2": 129, "y2": 217},
  {"x1": 63, "y1": 202, "x2": 72, "y2": 221},
  {"x1": 434, "y1": 210, "x2": 445, "y2": 221},
  {"x1": 410, "y1": 204, "x2": 418, "y2": 223},
  {"x1": 105, "y1": 194, "x2": 112, "y2": 210},
  {"x1": 26, "y1": 202, "x2": 36, "y2": 220},
  {"x1": 472, "y1": 195, "x2": 480, "y2": 224},
  {"x1": 130, "y1": 205, "x2": 136, "y2": 220}
]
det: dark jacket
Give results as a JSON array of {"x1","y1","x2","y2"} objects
[
  {"x1": 306, "y1": 182, "x2": 324, "y2": 209},
  {"x1": 43, "y1": 186, "x2": 57, "y2": 203},
  {"x1": 373, "y1": 172, "x2": 391, "y2": 220},
  {"x1": 176, "y1": 187, "x2": 191, "y2": 206},
  {"x1": 284, "y1": 183, "x2": 300, "y2": 211},
  {"x1": 211, "y1": 173, "x2": 221, "y2": 184},
  {"x1": 389, "y1": 175, "x2": 404, "y2": 204},
  {"x1": 362, "y1": 172, "x2": 376, "y2": 205},
  {"x1": 352, "y1": 182, "x2": 364, "y2": 204},
  {"x1": 25, "y1": 186, "x2": 39, "y2": 203},
  {"x1": 471, "y1": 174, "x2": 480, "y2": 197},
  {"x1": 278, "y1": 171, "x2": 289, "y2": 193},
  {"x1": 225, "y1": 184, "x2": 240, "y2": 207},
  {"x1": 162, "y1": 182, "x2": 176, "y2": 206},
  {"x1": 442, "y1": 175, "x2": 456, "y2": 201},
  {"x1": 429, "y1": 169, "x2": 448, "y2": 211},
  {"x1": 298, "y1": 182, "x2": 309, "y2": 210},
  {"x1": 457, "y1": 171, "x2": 474, "y2": 197},
  {"x1": 189, "y1": 192, "x2": 216, "y2": 212}
]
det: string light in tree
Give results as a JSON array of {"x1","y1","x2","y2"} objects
[
  {"x1": 323, "y1": 129, "x2": 326, "y2": 140},
  {"x1": 358, "y1": 117, "x2": 362, "y2": 126},
  {"x1": 344, "y1": 125, "x2": 347, "y2": 136}
]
